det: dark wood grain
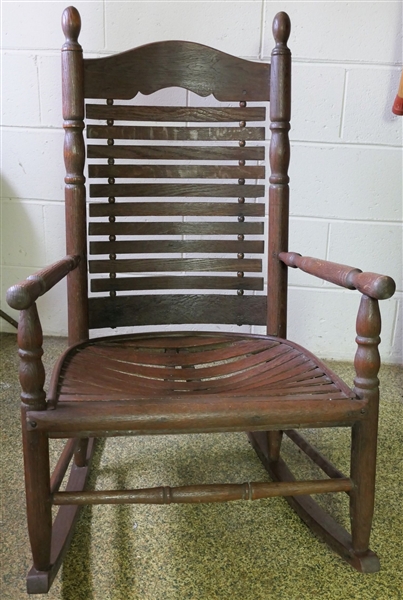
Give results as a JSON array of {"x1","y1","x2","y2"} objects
[
  {"x1": 86, "y1": 104, "x2": 266, "y2": 122},
  {"x1": 89, "y1": 201, "x2": 265, "y2": 217},
  {"x1": 90, "y1": 276, "x2": 264, "y2": 292},
  {"x1": 89, "y1": 257, "x2": 262, "y2": 274},
  {"x1": 87, "y1": 144, "x2": 265, "y2": 161},
  {"x1": 84, "y1": 41, "x2": 270, "y2": 101},
  {"x1": 89, "y1": 183, "x2": 265, "y2": 198},
  {"x1": 88, "y1": 221, "x2": 264, "y2": 236},
  {"x1": 88, "y1": 164, "x2": 265, "y2": 180},
  {"x1": 89, "y1": 239, "x2": 264, "y2": 255},
  {"x1": 88, "y1": 294, "x2": 267, "y2": 328}
]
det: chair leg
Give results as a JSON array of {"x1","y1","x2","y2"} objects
[
  {"x1": 74, "y1": 437, "x2": 89, "y2": 467},
  {"x1": 248, "y1": 430, "x2": 283, "y2": 462},
  {"x1": 350, "y1": 415, "x2": 378, "y2": 556},
  {"x1": 248, "y1": 429, "x2": 380, "y2": 573},
  {"x1": 25, "y1": 438, "x2": 97, "y2": 593},
  {"x1": 22, "y1": 427, "x2": 52, "y2": 573}
]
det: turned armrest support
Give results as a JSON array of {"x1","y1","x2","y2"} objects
[
  {"x1": 279, "y1": 252, "x2": 396, "y2": 300},
  {"x1": 6, "y1": 255, "x2": 80, "y2": 311}
]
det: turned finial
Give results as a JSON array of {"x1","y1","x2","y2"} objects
[
  {"x1": 62, "y1": 6, "x2": 81, "y2": 44},
  {"x1": 273, "y1": 12, "x2": 291, "y2": 46}
]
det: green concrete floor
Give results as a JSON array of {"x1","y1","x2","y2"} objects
[{"x1": 1, "y1": 333, "x2": 402, "y2": 600}]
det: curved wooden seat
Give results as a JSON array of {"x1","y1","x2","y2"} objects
[{"x1": 51, "y1": 333, "x2": 356, "y2": 402}]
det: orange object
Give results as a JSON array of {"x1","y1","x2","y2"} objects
[{"x1": 392, "y1": 69, "x2": 403, "y2": 115}]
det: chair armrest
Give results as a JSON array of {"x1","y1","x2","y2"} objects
[
  {"x1": 279, "y1": 252, "x2": 395, "y2": 300},
  {"x1": 6, "y1": 255, "x2": 80, "y2": 310}
]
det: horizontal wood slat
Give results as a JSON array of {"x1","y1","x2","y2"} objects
[
  {"x1": 88, "y1": 294, "x2": 267, "y2": 328},
  {"x1": 90, "y1": 276, "x2": 264, "y2": 292},
  {"x1": 89, "y1": 201, "x2": 265, "y2": 217},
  {"x1": 88, "y1": 164, "x2": 265, "y2": 180},
  {"x1": 86, "y1": 105, "x2": 266, "y2": 122},
  {"x1": 87, "y1": 125, "x2": 265, "y2": 141},
  {"x1": 83, "y1": 41, "x2": 270, "y2": 101},
  {"x1": 87, "y1": 145, "x2": 265, "y2": 161},
  {"x1": 88, "y1": 221, "x2": 264, "y2": 236},
  {"x1": 90, "y1": 183, "x2": 265, "y2": 198},
  {"x1": 89, "y1": 258, "x2": 262, "y2": 274},
  {"x1": 89, "y1": 240, "x2": 264, "y2": 255}
]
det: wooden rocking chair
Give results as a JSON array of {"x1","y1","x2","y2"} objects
[{"x1": 6, "y1": 7, "x2": 396, "y2": 594}]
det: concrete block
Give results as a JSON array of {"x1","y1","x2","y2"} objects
[
  {"x1": 105, "y1": 1, "x2": 263, "y2": 56},
  {"x1": 328, "y1": 222, "x2": 403, "y2": 292},
  {"x1": 1, "y1": 129, "x2": 65, "y2": 201},
  {"x1": 342, "y1": 67, "x2": 403, "y2": 147},
  {"x1": 1, "y1": 201, "x2": 46, "y2": 268},
  {"x1": 287, "y1": 287, "x2": 397, "y2": 362},
  {"x1": 291, "y1": 64, "x2": 345, "y2": 143},
  {"x1": 38, "y1": 54, "x2": 62, "y2": 128},
  {"x1": 263, "y1": 1, "x2": 402, "y2": 64},
  {"x1": 2, "y1": 1, "x2": 104, "y2": 51},
  {"x1": 44, "y1": 203, "x2": 67, "y2": 263},
  {"x1": 1, "y1": 53, "x2": 40, "y2": 127},
  {"x1": 288, "y1": 218, "x2": 329, "y2": 287},
  {"x1": 289, "y1": 144, "x2": 402, "y2": 222}
]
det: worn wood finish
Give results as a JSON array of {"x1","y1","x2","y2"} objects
[
  {"x1": 7, "y1": 9, "x2": 397, "y2": 591},
  {"x1": 248, "y1": 436, "x2": 380, "y2": 573},
  {"x1": 279, "y1": 252, "x2": 396, "y2": 300},
  {"x1": 350, "y1": 296, "x2": 381, "y2": 555},
  {"x1": 84, "y1": 41, "x2": 270, "y2": 101},
  {"x1": 6, "y1": 255, "x2": 80, "y2": 311},
  {"x1": 26, "y1": 439, "x2": 95, "y2": 594},
  {"x1": 267, "y1": 13, "x2": 291, "y2": 339},
  {"x1": 62, "y1": 6, "x2": 88, "y2": 345},
  {"x1": 53, "y1": 478, "x2": 353, "y2": 506}
]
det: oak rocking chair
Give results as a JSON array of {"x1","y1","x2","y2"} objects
[{"x1": 7, "y1": 7, "x2": 396, "y2": 594}]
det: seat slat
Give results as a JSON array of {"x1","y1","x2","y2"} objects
[
  {"x1": 91, "y1": 275, "x2": 264, "y2": 292},
  {"x1": 89, "y1": 183, "x2": 265, "y2": 198},
  {"x1": 89, "y1": 240, "x2": 264, "y2": 255},
  {"x1": 88, "y1": 221, "x2": 264, "y2": 236},
  {"x1": 88, "y1": 294, "x2": 267, "y2": 328},
  {"x1": 89, "y1": 201, "x2": 265, "y2": 217},
  {"x1": 86, "y1": 105, "x2": 266, "y2": 122},
  {"x1": 89, "y1": 257, "x2": 262, "y2": 274},
  {"x1": 87, "y1": 145, "x2": 265, "y2": 161},
  {"x1": 88, "y1": 164, "x2": 265, "y2": 180},
  {"x1": 87, "y1": 124, "x2": 265, "y2": 141}
]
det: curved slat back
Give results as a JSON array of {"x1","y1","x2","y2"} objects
[{"x1": 82, "y1": 40, "x2": 278, "y2": 329}]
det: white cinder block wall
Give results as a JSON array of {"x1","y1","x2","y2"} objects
[{"x1": 1, "y1": 1, "x2": 402, "y2": 364}]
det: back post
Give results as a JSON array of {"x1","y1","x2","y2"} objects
[
  {"x1": 267, "y1": 12, "x2": 291, "y2": 338},
  {"x1": 62, "y1": 6, "x2": 89, "y2": 344}
]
